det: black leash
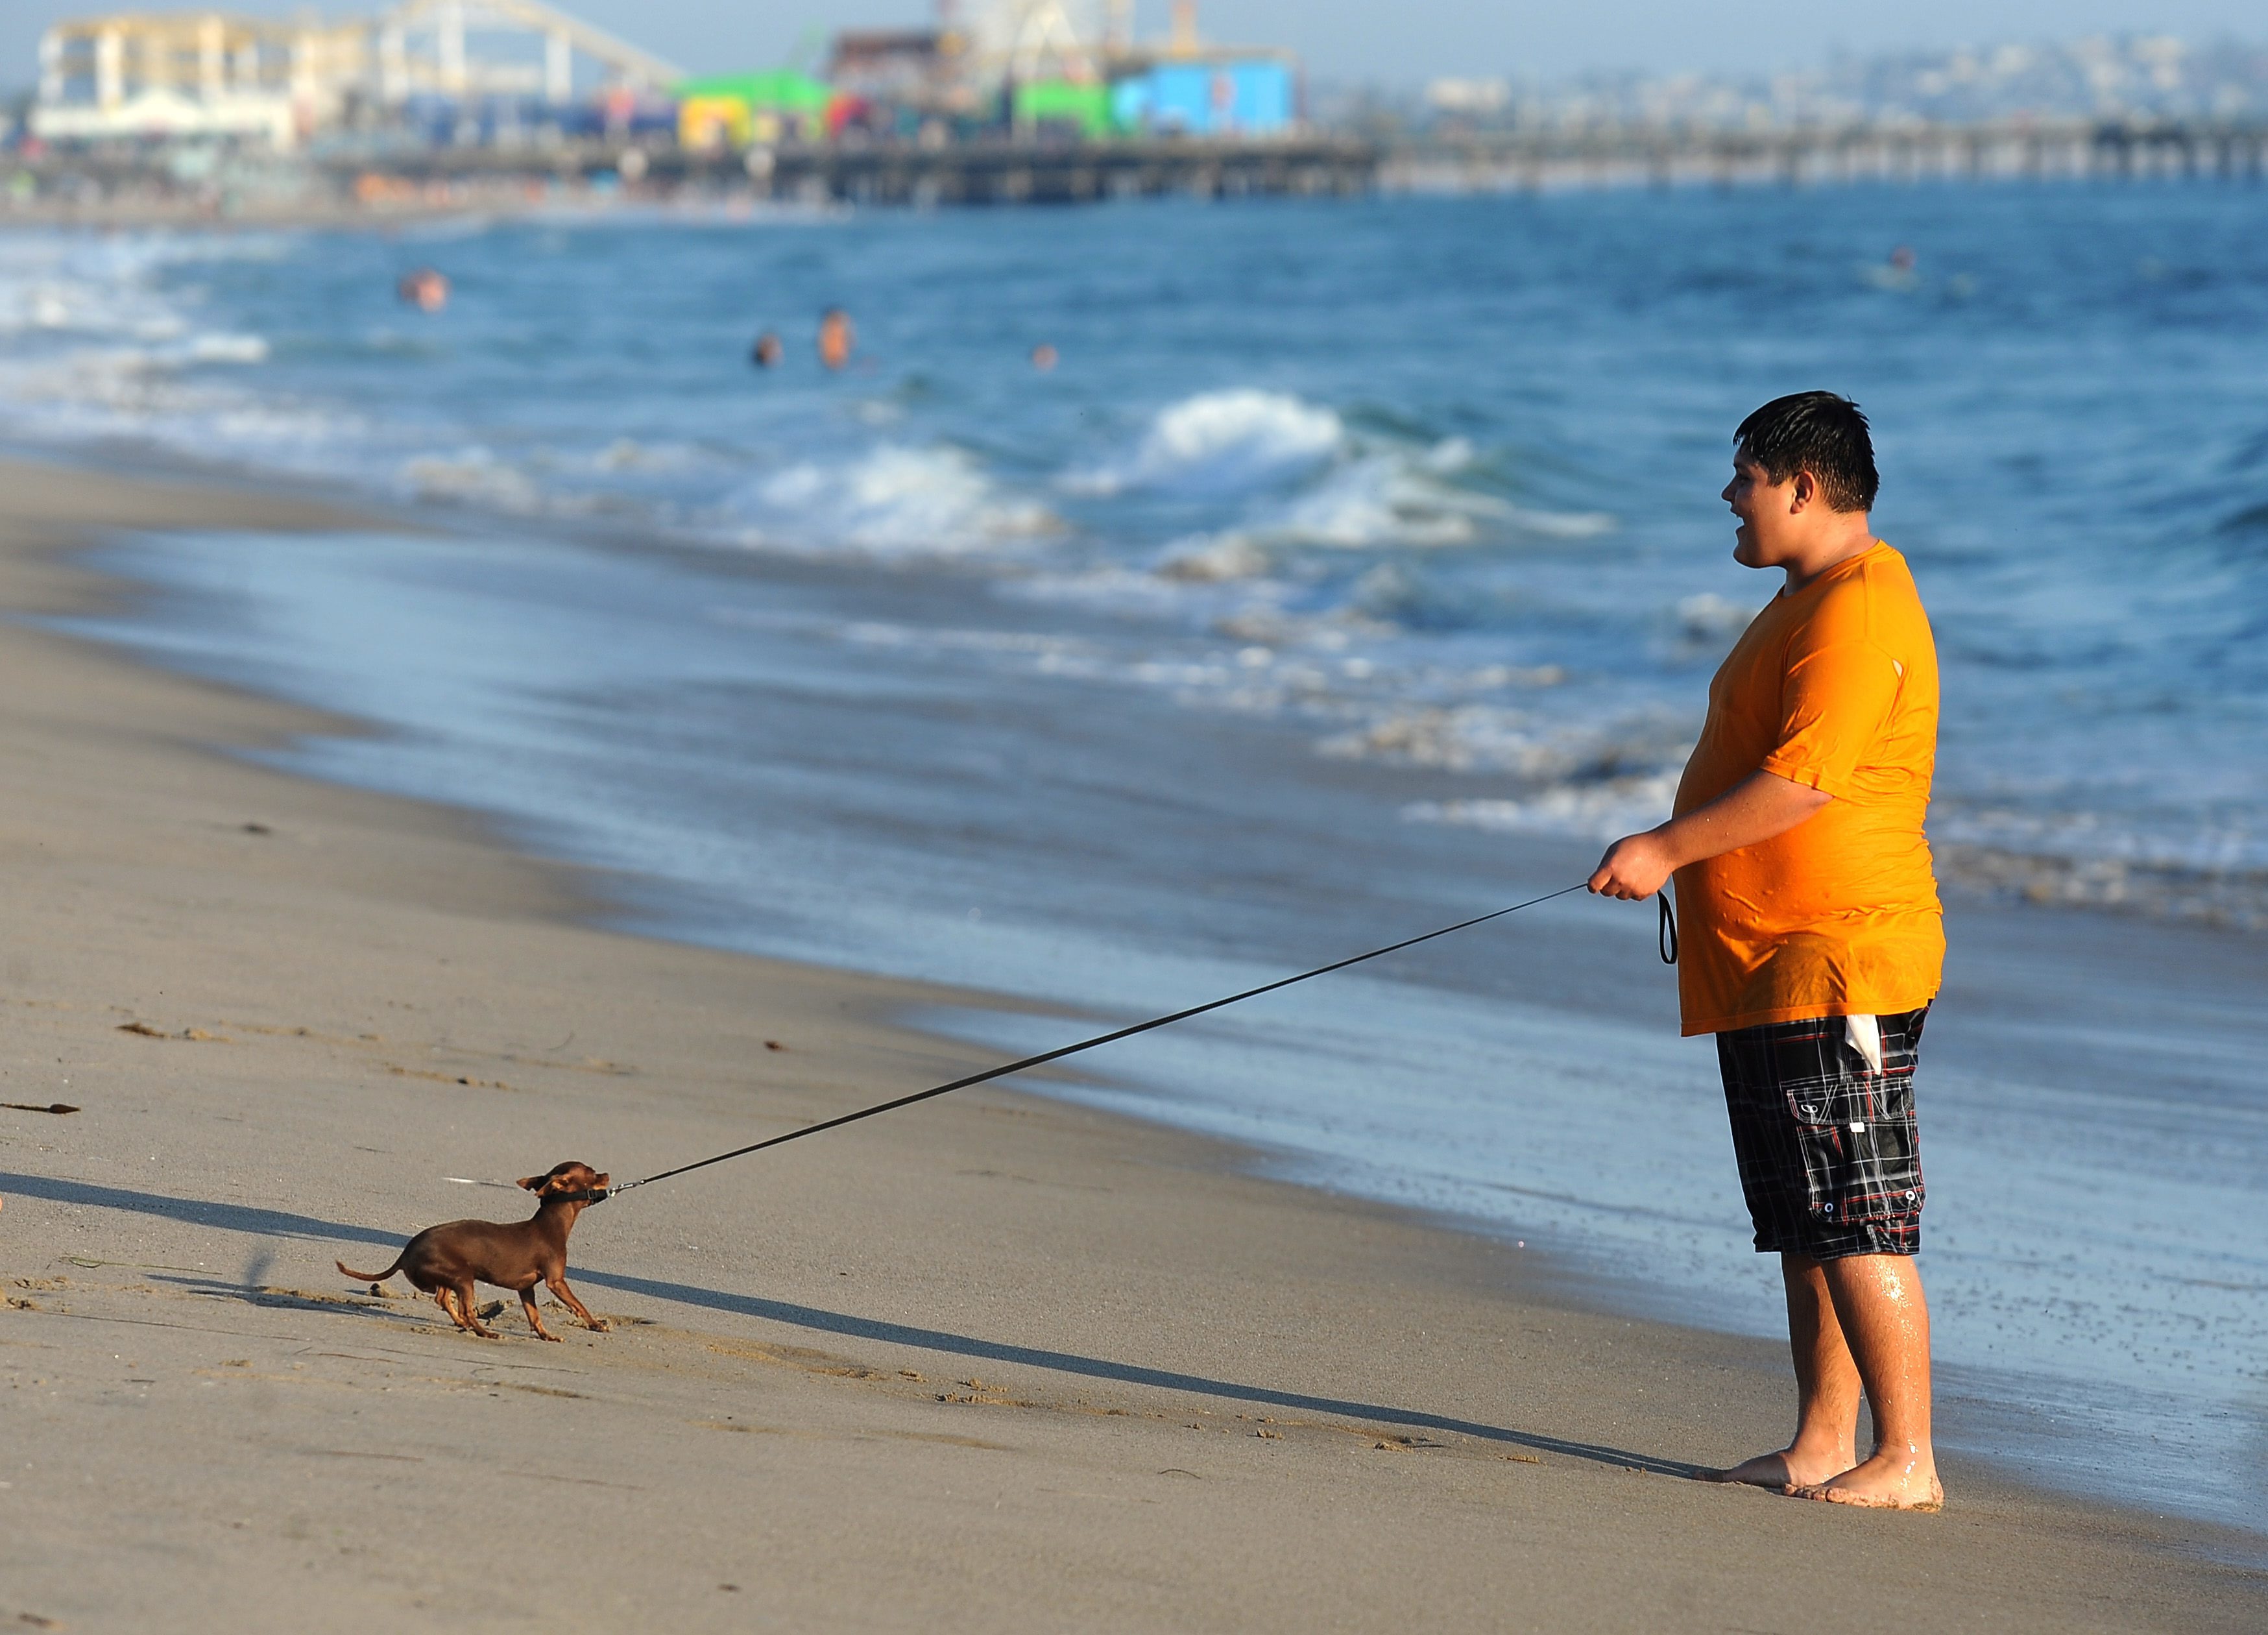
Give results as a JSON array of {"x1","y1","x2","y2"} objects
[{"x1": 605, "y1": 881, "x2": 1591, "y2": 1202}]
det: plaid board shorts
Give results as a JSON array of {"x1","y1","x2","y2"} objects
[{"x1": 1715, "y1": 1006, "x2": 1929, "y2": 1259}]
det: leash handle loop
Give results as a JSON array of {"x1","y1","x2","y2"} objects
[{"x1": 1658, "y1": 893, "x2": 1678, "y2": 965}]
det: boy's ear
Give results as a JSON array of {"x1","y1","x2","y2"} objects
[{"x1": 516, "y1": 1175, "x2": 544, "y2": 1192}]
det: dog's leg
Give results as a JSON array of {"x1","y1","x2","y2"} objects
[
  {"x1": 455, "y1": 1281, "x2": 499, "y2": 1338},
  {"x1": 518, "y1": 1288, "x2": 561, "y2": 1342},
  {"x1": 434, "y1": 1287, "x2": 476, "y2": 1333},
  {"x1": 546, "y1": 1274, "x2": 609, "y2": 1332}
]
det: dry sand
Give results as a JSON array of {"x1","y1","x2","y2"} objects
[{"x1": 0, "y1": 456, "x2": 2258, "y2": 1632}]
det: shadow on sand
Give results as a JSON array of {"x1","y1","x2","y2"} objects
[{"x1": 0, "y1": 1169, "x2": 1701, "y2": 1477}]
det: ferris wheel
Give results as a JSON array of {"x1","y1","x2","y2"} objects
[{"x1": 963, "y1": 0, "x2": 1120, "y2": 82}]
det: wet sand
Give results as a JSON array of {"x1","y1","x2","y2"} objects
[{"x1": 0, "y1": 456, "x2": 2259, "y2": 1631}]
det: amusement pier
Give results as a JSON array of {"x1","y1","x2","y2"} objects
[{"x1": 5, "y1": 2, "x2": 2262, "y2": 217}]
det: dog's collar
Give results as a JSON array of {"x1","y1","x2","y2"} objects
[{"x1": 541, "y1": 1188, "x2": 609, "y2": 1205}]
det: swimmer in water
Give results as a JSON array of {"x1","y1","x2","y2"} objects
[
  {"x1": 396, "y1": 268, "x2": 450, "y2": 312},
  {"x1": 817, "y1": 307, "x2": 854, "y2": 370},
  {"x1": 1030, "y1": 343, "x2": 1059, "y2": 372},
  {"x1": 1864, "y1": 246, "x2": 1919, "y2": 293},
  {"x1": 751, "y1": 330, "x2": 784, "y2": 369}
]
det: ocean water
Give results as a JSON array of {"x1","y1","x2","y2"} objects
[{"x1": 5, "y1": 187, "x2": 2265, "y2": 1531}]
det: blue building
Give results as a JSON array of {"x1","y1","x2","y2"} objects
[{"x1": 1111, "y1": 56, "x2": 1294, "y2": 137}]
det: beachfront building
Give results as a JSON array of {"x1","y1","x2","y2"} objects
[
  {"x1": 826, "y1": 30, "x2": 992, "y2": 137},
  {"x1": 1109, "y1": 54, "x2": 1295, "y2": 136},
  {"x1": 32, "y1": 12, "x2": 369, "y2": 149},
  {"x1": 27, "y1": 0, "x2": 1299, "y2": 156},
  {"x1": 1105, "y1": 3, "x2": 1296, "y2": 137},
  {"x1": 995, "y1": 1, "x2": 1299, "y2": 139},
  {"x1": 677, "y1": 73, "x2": 836, "y2": 149},
  {"x1": 827, "y1": 2, "x2": 1297, "y2": 141},
  {"x1": 31, "y1": 1, "x2": 683, "y2": 149}
]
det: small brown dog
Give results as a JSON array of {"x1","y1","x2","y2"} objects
[{"x1": 339, "y1": 1161, "x2": 612, "y2": 1341}]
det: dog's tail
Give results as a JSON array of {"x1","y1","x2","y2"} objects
[{"x1": 337, "y1": 1254, "x2": 404, "y2": 1283}]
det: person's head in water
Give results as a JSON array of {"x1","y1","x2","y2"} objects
[
  {"x1": 817, "y1": 308, "x2": 854, "y2": 370},
  {"x1": 751, "y1": 330, "x2": 783, "y2": 369},
  {"x1": 1724, "y1": 392, "x2": 1877, "y2": 574},
  {"x1": 1030, "y1": 343, "x2": 1058, "y2": 372},
  {"x1": 397, "y1": 268, "x2": 450, "y2": 312}
]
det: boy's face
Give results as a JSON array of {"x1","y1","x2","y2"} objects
[{"x1": 1722, "y1": 451, "x2": 1803, "y2": 570}]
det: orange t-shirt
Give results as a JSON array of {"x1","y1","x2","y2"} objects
[{"x1": 1671, "y1": 541, "x2": 1943, "y2": 1036}]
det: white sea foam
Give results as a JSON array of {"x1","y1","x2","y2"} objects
[
  {"x1": 0, "y1": 231, "x2": 285, "y2": 338},
  {"x1": 1322, "y1": 703, "x2": 1693, "y2": 784},
  {"x1": 1404, "y1": 778, "x2": 1680, "y2": 842},
  {"x1": 0, "y1": 232, "x2": 329, "y2": 476},
  {"x1": 1264, "y1": 455, "x2": 1493, "y2": 548},
  {"x1": 1073, "y1": 389, "x2": 1343, "y2": 496},
  {"x1": 1154, "y1": 534, "x2": 1274, "y2": 581},
  {"x1": 1265, "y1": 454, "x2": 1612, "y2": 549},
  {"x1": 1675, "y1": 591, "x2": 1755, "y2": 640},
  {"x1": 1006, "y1": 562, "x2": 1206, "y2": 616},
  {"x1": 1502, "y1": 503, "x2": 1617, "y2": 539},
  {"x1": 589, "y1": 437, "x2": 701, "y2": 474},
  {"x1": 1321, "y1": 705, "x2": 1562, "y2": 775},
  {"x1": 1139, "y1": 432, "x2": 1612, "y2": 557},
  {"x1": 727, "y1": 445, "x2": 1060, "y2": 558},
  {"x1": 1933, "y1": 804, "x2": 2267, "y2": 873},
  {"x1": 400, "y1": 449, "x2": 544, "y2": 512},
  {"x1": 182, "y1": 333, "x2": 270, "y2": 365}
]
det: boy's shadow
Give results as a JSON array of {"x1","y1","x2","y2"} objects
[{"x1": 0, "y1": 1170, "x2": 1701, "y2": 1476}]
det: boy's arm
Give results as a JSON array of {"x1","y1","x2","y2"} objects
[{"x1": 1587, "y1": 771, "x2": 1830, "y2": 900}]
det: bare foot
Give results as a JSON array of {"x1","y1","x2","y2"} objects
[
  {"x1": 1702, "y1": 1446, "x2": 1853, "y2": 1490},
  {"x1": 1791, "y1": 1449, "x2": 1944, "y2": 1512}
]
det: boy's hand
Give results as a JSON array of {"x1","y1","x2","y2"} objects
[
  {"x1": 1589, "y1": 830, "x2": 1677, "y2": 900},
  {"x1": 1587, "y1": 773, "x2": 1830, "y2": 902}
]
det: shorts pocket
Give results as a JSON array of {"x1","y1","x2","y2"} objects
[{"x1": 1783, "y1": 1073, "x2": 1925, "y2": 1226}]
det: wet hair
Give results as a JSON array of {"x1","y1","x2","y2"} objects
[{"x1": 1734, "y1": 392, "x2": 1878, "y2": 513}]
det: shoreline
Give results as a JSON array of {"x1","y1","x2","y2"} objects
[
  {"x1": 51, "y1": 446, "x2": 2263, "y2": 1532},
  {"x1": 0, "y1": 452, "x2": 2262, "y2": 1627}
]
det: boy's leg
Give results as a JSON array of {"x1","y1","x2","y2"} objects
[
  {"x1": 1795, "y1": 1252, "x2": 1941, "y2": 1509},
  {"x1": 1706, "y1": 1252, "x2": 1861, "y2": 1488},
  {"x1": 1707, "y1": 1008, "x2": 1935, "y2": 1502}
]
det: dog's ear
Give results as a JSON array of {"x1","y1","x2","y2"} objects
[{"x1": 516, "y1": 1175, "x2": 545, "y2": 1192}]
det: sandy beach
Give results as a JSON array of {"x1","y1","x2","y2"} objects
[{"x1": 0, "y1": 453, "x2": 2259, "y2": 1631}]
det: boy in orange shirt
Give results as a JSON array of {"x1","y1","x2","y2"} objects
[{"x1": 1591, "y1": 392, "x2": 1944, "y2": 1511}]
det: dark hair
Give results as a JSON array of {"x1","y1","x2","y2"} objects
[{"x1": 1734, "y1": 392, "x2": 1878, "y2": 513}]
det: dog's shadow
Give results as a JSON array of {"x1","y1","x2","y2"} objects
[
  {"x1": 0, "y1": 1170, "x2": 1702, "y2": 1477},
  {"x1": 151, "y1": 1274, "x2": 406, "y2": 1320}
]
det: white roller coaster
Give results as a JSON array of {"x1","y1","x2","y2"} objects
[{"x1": 373, "y1": 0, "x2": 684, "y2": 104}]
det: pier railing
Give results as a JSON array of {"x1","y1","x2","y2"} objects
[
  {"x1": 327, "y1": 133, "x2": 1385, "y2": 204},
  {"x1": 1386, "y1": 117, "x2": 2268, "y2": 191},
  {"x1": 1, "y1": 117, "x2": 2262, "y2": 223}
]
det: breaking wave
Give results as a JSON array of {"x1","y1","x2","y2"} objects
[
  {"x1": 1073, "y1": 389, "x2": 1344, "y2": 496},
  {"x1": 724, "y1": 445, "x2": 1062, "y2": 558},
  {"x1": 1404, "y1": 781, "x2": 1682, "y2": 842}
]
